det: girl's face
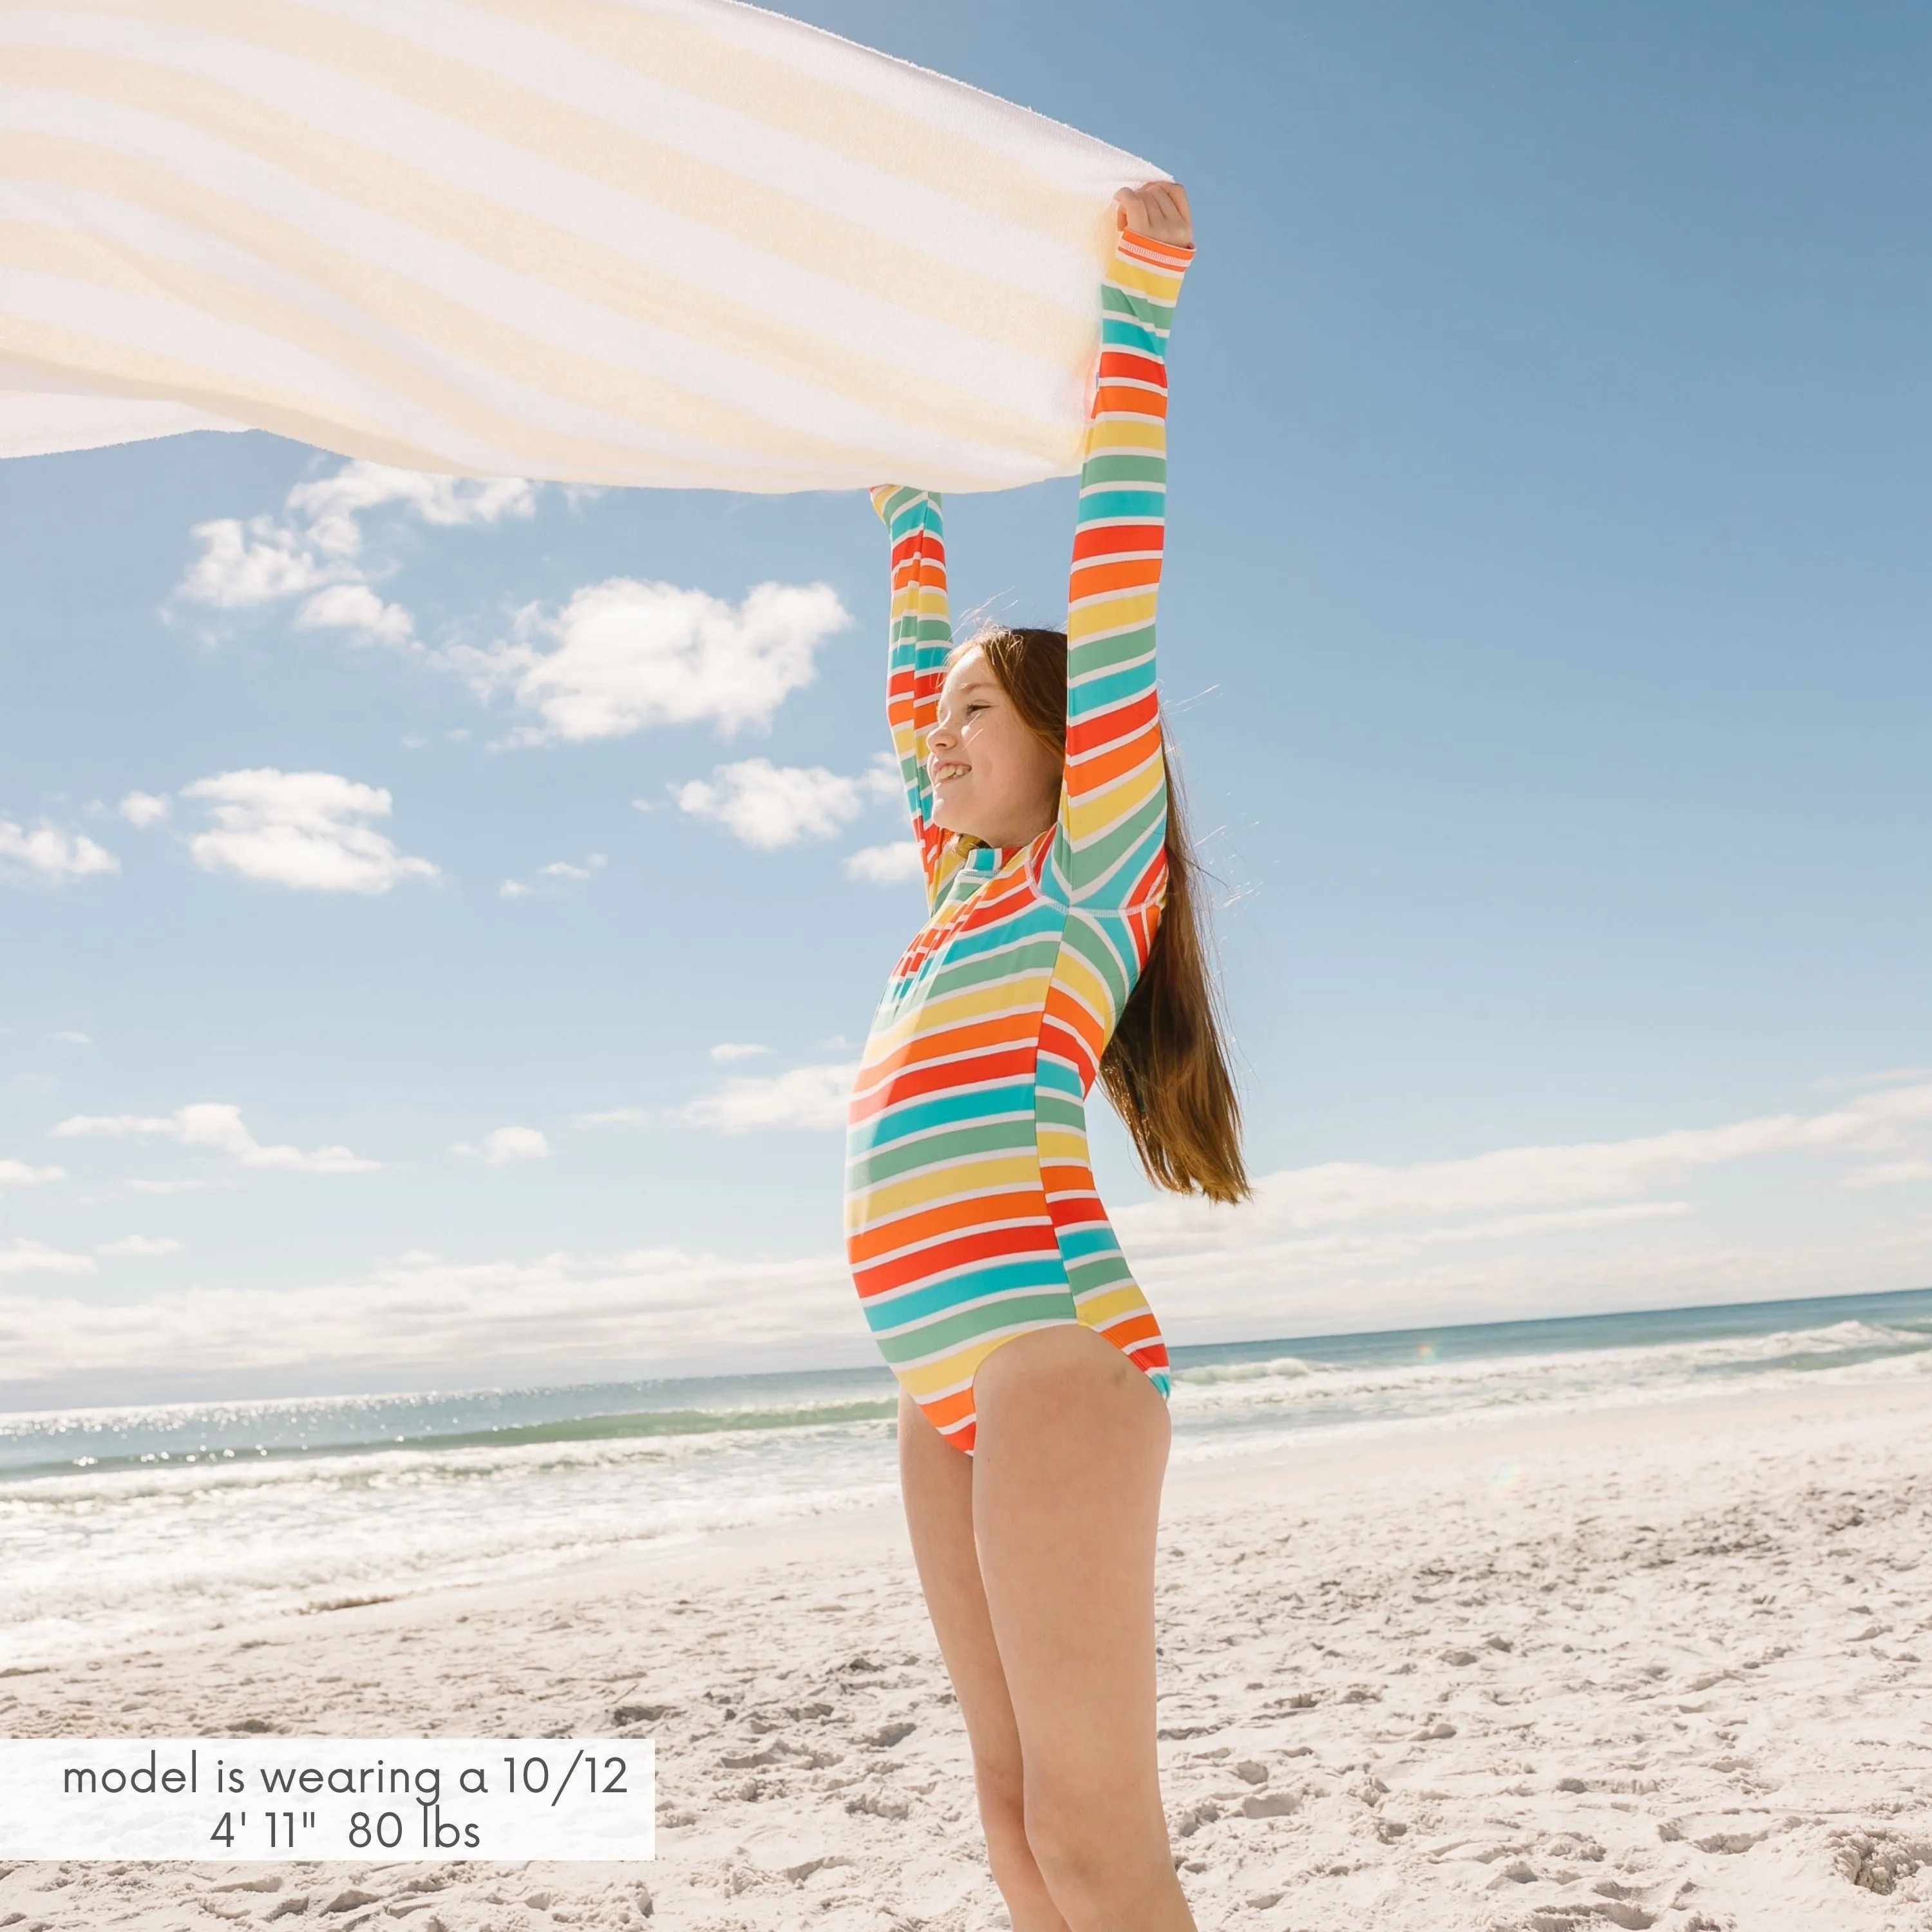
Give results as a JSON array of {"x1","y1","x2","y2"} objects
[{"x1": 928, "y1": 645, "x2": 1063, "y2": 848}]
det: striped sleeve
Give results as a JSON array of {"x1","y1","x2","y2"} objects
[
  {"x1": 871, "y1": 484, "x2": 956, "y2": 907},
  {"x1": 1048, "y1": 227, "x2": 1192, "y2": 911}
]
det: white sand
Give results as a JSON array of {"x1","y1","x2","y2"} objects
[{"x1": 3, "y1": 1376, "x2": 1929, "y2": 1931}]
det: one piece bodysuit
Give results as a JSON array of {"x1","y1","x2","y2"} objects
[{"x1": 844, "y1": 226, "x2": 1193, "y2": 1457}]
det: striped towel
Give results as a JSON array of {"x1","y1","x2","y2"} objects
[{"x1": 0, "y1": 0, "x2": 1166, "y2": 491}]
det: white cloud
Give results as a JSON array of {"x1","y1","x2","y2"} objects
[
  {"x1": 297, "y1": 582, "x2": 415, "y2": 647},
  {"x1": 1102, "y1": 1079, "x2": 1932, "y2": 1340},
  {"x1": 284, "y1": 463, "x2": 535, "y2": 555},
  {"x1": 52, "y1": 1031, "x2": 92, "y2": 1046},
  {"x1": 117, "y1": 792, "x2": 171, "y2": 829},
  {"x1": 572, "y1": 1107, "x2": 649, "y2": 1128},
  {"x1": 49, "y1": 1113, "x2": 176, "y2": 1138},
  {"x1": 500, "y1": 853, "x2": 605, "y2": 898},
  {"x1": 176, "y1": 461, "x2": 536, "y2": 645},
  {"x1": 673, "y1": 753, "x2": 896, "y2": 850},
  {"x1": 1117, "y1": 1081, "x2": 1932, "y2": 1262},
  {"x1": 5, "y1": 1080, "x2": 1927, "y2": 1403},
  {"x1": 453, "y1": 1126, "x2": 551, "y2": 1164},
  {"x1": 97, "y1": 1235, "x2": 184, "y2": 1258},
  {"x1": 175, "y1": 466, "x2": 838, "y2": 749},
  {"x1": 0, "y1": 1240, "x2": 95, "y2": 1280},
  {"x1": 708, "y1": 1042, "x2": 770, "y2": 1064},
  {"x1": 178, "y1": 515, "x2": 330, "y2": 608},
  {"x1": 457, "y1": 579, "x2": 849, "y2": 744},
  {"x1": 0, "y1": 1246, "x2": 860, "y2": 1399},
  {"x1": 180, "y1": 770, "x2": 438, "y2": 894},
  {"x1": 1846, "y1": 1159, "x2": 1932, "y2": 1189},
  {"x1": 52, "y1": 1103, "x2": 378, "y2": 1175},
  {"x1": 0, "y1": 819, "x2": 118, "y2": 885},
  {"x1": 0, "y1": 1158, "x2": 64, "y2": 1188},
  {"x1": 679, "y1": 1063, "x2": 856, "y2": 1133},
  {"x1": 845, "y1": 840, "x2": 923, "y2": 885}
]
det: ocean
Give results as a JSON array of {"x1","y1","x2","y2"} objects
[{"x1": 3, "y1": 1286, "x2": 1928, "y2": 1669}]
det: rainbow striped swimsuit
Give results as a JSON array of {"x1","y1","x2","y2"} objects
[{"x1": 845, "y1": 227, "x2": 1192, "y2": 1456}]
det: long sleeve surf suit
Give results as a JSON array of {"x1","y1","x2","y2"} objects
[{"x1": 843, "y1": 225, "x2": 1194, "y2": 1456}]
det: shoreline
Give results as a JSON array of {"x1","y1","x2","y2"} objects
[{"x1": 3, "y1": 1374, "x2": 1928, "y2": 1928}]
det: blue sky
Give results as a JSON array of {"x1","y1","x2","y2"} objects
[{"x1": 3, "y1": 0, "x2": 1927, "y2": 1406}]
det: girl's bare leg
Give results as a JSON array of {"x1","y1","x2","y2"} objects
[
  {"x1": 971, "y1": 1325, "x2": 1195, "y2": 1932},
  {"x1": 896, "y1": 1387, "x2": 1072, "y2": 1932}
]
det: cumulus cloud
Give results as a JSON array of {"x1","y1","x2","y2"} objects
[
  {"x1": 845, "y1": 840, "x2": 923, "y2": 885},
  {"x1": 453, "y1": 1126, "x2": 551, "y2": 1164},
  {"x1": 117, "y1": 792, "x2": 171, "y2": 829},
  {"x1": 284, "y1": 464, "x2": 535, "y2": 555},
  {"x1": 176, "y1": 464, "x2": 840, "y2": 749},
  {"x1": 678, "y1": 1063, "x2": 856, "y2": 1133},
  {"x1": 97, "y1": 1235, "x2": 184, "y2": 1258},
  {"x1": 0, "y1": 819, "x2": 118, "y2": 885},
  {"x1": 0, "y1": 1240, "x2": 95, "y2": 1280},
  {"x1": 52, "y1": 1032, "x2": 92, "y2": 1047},
  {"x1": 179, "y1": 769, "x2": 438, "y2": 894},
  {"x1": 673, "y1": 754, "x2": 896, "y2": 849},
  {"x1": 297, "y1": 582, "x2": 415, "y2": 647},
  {"x1": 0, "y1": 1158, "x2": 65, "y2": 1188},
  {"x1": 52, "y1": 1104, "x2": 377, "y2": 1175},
  {"x1": 572, "y1": 1107, "x2": 649, "y2": 1128},
  {"x1": 459, "y1": 579, "x2": 850, "y2": 744},
  {"x1": 176, "y1": 460, "x2": 536, "y2": 640},
  {"x1": 177, "y1": 515, "x2": 330, "y2": 608},
  {"x1": 709, "y1": 1043, "x2": 770, "y2": 1064}
]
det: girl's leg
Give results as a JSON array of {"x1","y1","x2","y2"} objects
[
  {"x1": 971, "y1": 1325, "x2": 1195, "y2": 1932},
  {"x1": 895, "y1": 1387, "x2": 1071, "y2": 1932}
]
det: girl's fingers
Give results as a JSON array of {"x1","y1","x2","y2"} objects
[{"x1": 1115, "y1": 181, "x2": 1192, "y2": 246}]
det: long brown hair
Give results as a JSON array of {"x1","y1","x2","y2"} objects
[{"x1": 954, "y1": 627, "x2": 1250, "y2": 1204}]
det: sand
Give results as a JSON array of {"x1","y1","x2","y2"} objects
[{"x1": 2, "y1": 1375, "x2": 1929, "y2": 1931}]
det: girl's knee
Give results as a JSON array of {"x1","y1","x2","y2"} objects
[{"x1": 1022, "y1": 1781, "x2": 1173, "y2": 1924}]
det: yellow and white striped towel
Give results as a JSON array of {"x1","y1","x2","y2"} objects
[{"x1": 0, "y1": 0, "x2": 1166, "y2": 490}]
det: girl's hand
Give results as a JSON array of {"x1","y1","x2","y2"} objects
[{"x1": 1113, "y1": 180, "x2": 1192, "y2": 249}]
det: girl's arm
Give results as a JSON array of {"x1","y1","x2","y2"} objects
[
  {"x1": 871, "y1": 484, "x2": 955, "y2": 906},
  {"x1": 1048, "y1": 199, "x2": 1194, "y2": 913}
]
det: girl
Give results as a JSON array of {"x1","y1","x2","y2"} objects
[{"x1": 847, "y1": 181, "x2": 1245, "y2": 1932}]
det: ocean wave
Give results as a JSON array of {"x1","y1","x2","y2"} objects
[{"x1": 1170, "y1": 1355, "x2": 1325, "y2": 1386}]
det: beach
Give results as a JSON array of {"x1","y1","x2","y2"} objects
[{"x1": 2, "y1": 1368, "x2": 1927, "y2": 1931}]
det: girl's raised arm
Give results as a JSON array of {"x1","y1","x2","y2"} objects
[
  {"x1": 869, "y1": 484, "x2": 956, "y2": 906},
  {"x1": 1048, "y1": 194, "x2": 1194, "y2": 913}
]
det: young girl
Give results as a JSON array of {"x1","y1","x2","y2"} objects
[{"x1": 847, "y1": 182, "x2": 1245, "y2": 1932}]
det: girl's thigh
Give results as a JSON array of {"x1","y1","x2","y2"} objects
[
  {"x1": 969, "y1": 1324, "x2": 1171, "y2": 1824},
  {"x1": 895, "y1": 1385, "x2": 1027, "y2": 1796}
]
